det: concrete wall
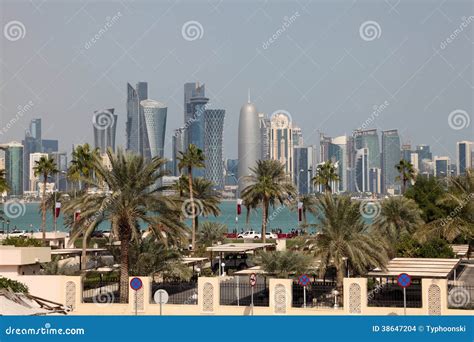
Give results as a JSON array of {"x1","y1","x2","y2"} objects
[{"x1": 4, "y1": 275, "x2": 472, "y2": 316}]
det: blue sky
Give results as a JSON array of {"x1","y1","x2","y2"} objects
[{"x1": 0, "y1": 0, "x2": 472, "y2": 160}]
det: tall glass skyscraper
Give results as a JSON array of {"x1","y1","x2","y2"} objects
[
  {"x1": 381, "y1": 129, "x2": 401, "y2": 193},
  {"x1": 434, "y1": 156, "x2": 450, "y2": 177},
  {"x1": 457, "y1": 141, "x2": 473, "y2": 175},
  {"x1": 93, "y1": 108, "x2": 117, "y2": 154},
  {"x1": 126, "y1": 82, "x2": 148, "y2": 155},
  {"x1": 294, "y1": 146, "x2": 309, "y2": 194},
  {"x1": 353, "y1": 129, "x2": 380, "y2": 169},
  {"x1": 270, "y1": 112, "x2": 294, "y2": 179},
  {"x1": 329, "y1": 136, "x2": 347, "y2": 192},
  {"x1": 140, "y1": 100, "x2": 167, "y2": 160},
  {"x1": 184, "y1": 82, "x2": 206, "y2": 147},
  {"x1": 204, "y1": 109, "x2": 225, "y2": 189},
  {"x1": 355, "y1": 148, "x2": 370, "y2": 193},
  {"x1": 2, "y1": 142, "x2": 24, "y2": 196}
]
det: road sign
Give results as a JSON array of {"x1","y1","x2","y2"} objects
[
  {"x1": 154, "y1": 289, "x2": 169, "y2": 304},
  {"x1": 298, "y1": 274, "x2": 310, "y2": 287},
  {"x1": 249, "y1": 273, "x2": 257, "y2": 287},
  {"x1": 130, "y1": 277, "x2": 143, "y2": 291},
  {"x1": 397, "y1": 273, "x2": 411, "y2": 288}
]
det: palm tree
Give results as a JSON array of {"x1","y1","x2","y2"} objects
[
  {"x1": 307, "y1": 194, "x2": 388, "y2": 298},
  {"x1": 197, "y1": 221, "x2": 227, "y2": 247},
  {"x1": 395, "y1": 160, "x2": 416, "y2": 194},
  {"x1": 177, "y1": 144, "x2": 205, "y2": 251},
  {"x1": 312, "y1": 161, "x2": 339, "y2": 194},
  {"x1": 241, "y1": 160, "x2": 296, "y2": 243},
  {"x1": 417, "y1": 169, "x2": 474, "y2": 242},
  {"x1": 34, "y1": 156, "x2": 58, "y2": 243},
  {"x1": 372, "y1": 197, "x2": 423, "y2": 245},
  {"x1": 191, "y1": 177, "x2": 221, "y2": 234},
  {"x1": 64, "y1": 149, "x2": 187, "y2": 303},
  {"x1": 0, "y1": 169, "x2": 8, "y2": 194},
  {"x1": 259, "y1": 250, "x2": 311, "y2": 278},
  {"x1": 68, "y1": 143, "x2": 100, "y2": 192}
]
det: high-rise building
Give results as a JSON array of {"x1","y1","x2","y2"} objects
[
  {"x1": 401, "y1": 144, "x2": 412, "y2": 162},
  {"x1": 140, "y1": 99, "x2": 167, "y2": 160},
  {"x1": 294, "y1": 146, "x2": 310, "y2": 194},
  {"x1": 353, "y1": 129, "x2": 380, "y2": 169},
  {"x1": 238, "y1": 98, "x2": 261, "y2": 194},
  {"x1": 415, "y1": 145, "x2": 432, "y2": 173},
  {"x1": 225, "y1": 159, "x2": 239, "y2": 186},
  {"x1": 270, "y1": 111, "x2": 294, "y2": 179},
  {"x1": 50, "y1": 152, "x2": 68, "y2": 192},
  {"x1": 1, "y1": 142, "x2": 24, "y2": 196},
  {"x1": 184, "y1": 82, "x2": 206, "y2": 147},
  {"x1": 355, "y1": 148, "x2": 370, "y2": 193},
  {"x1": 329, "y1": 136, "x2": 348, "y2": 192},
  {"x1": 292, "y1": 126, "x2": 304, "y2": 147},
  {"x1": 457, "y1": 141, "x2": 473, "y2": 175},
  {"x1": 29, "y1": 152, "x2": 48, "y2": 192},
  {"x1": 410, "y1": 153, "x2": 419, "y2": 174},
  {"x1": 204, "y1": 109, "x2": 225, "y2": 189},
  {"x1": 369, "y1": 167, "x2": 382, "y2": 194},
  {"x1": 258, "y1": 113, "x2": 271, "y2": 160},
  {"x1": 381, "y1": 129, "x2": 401, "y2": 194},
  {"x1": 42, "y1": 140, "x2": 58, "y2": 153},
  {"x1": 434, "y1": 156, "x2": 451, "y2": 178},
  {"x1": 126, "y1": 82, "x2": 148, "y2": 155},
  {"x1": 93, "y1": 108, "x2": 117, "y2": 153},
  {"x1": 22, "y1": 119, "x2": 43, "y2": 192},
  {"x1": 172, "y1": 128, "x2": 186, "y2": 176}
]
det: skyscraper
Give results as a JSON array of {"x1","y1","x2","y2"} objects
[
  {"x1": 415, "y1": 145, "x2": 432, "y2": 173},
  {"x1": 1, "y1": 142, "x2": 24, "y2": 196},
  {"x1": 457, "y1": 141, "x2": 473, "y2": 175},
  {"x1": 270, "y1": 111, "x2": 294, "y2": 179},
  {"x1": 126, "y1": 82, "x2": 148, "y2": 155},
  {"x1": 294, "y1": 146, "x2": 309, "y2": 194},
  {"x1": 329, "y1": 136, "x2": 348, "y2": 192},
  {"x1": 204, "y1": 109, "x2": 225, "y2": 189},
  {"x1": 51, "y1": 151, "x2": 68, "y2": 192},
  {"x1": 434, "y1": 156, "x2": 451, "y2": 177},
  {"x1": 184, "y1": 82, "x2": 206, "y2": 147},
  {"x1": 238, "y1": 98, "x2": 261, "y2": 194},
  {"x1": 93, "y1": 108, "x2": 117, "y2": 153},
  {"x1": 353, "y1": 129, "x2": 380, "y2": 169},
  {"x1": 140, "y1": 99, "x2": 167, "y2": 159},
  {"x1": 258, "y1": 112, "x2": 270, "y2": 160},
  {"x1": 381, "y1": 129, "x2": 401, "y2": 194},
  {"x1": 355, "y1": 147, "x2": 370, "y2": 193},
  {"x1": 172, "y1": 128, "x2": 186, "y2": 176},
  {"x1": 22, "y1": 119, "x2": 42, "y2": 192}
]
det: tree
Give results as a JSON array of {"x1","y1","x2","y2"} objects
[
  {"x1": 312, "y1": 161, "x2": 339, "y2": 194},
  {"x1": 197, "y1": 221, "x2": 227, "y2": 247},
  {"x1": 259, "y1": 250, "x2": 311, "y2": 278},
  {"x1": 395, "y1": 159, "x2": 416, "y2": 194},
  {"x1": 177, "y1": 144, "x2": 205, "y2": 251},
  {"x1": 417, "y1": 169, "x2": 474, "y2": 242},
  {"x1": 396, "y1": 235, "x2": 455, "y2": 258},
  {"x1": 64, "y1": 149, "x2": 187, "y2": 303},
  {"x1": 0, "y1": 277, "x2": 28, "y2": 293},
  {"x1": 372, "y1": 197, "x2": 423, "y2": 245},
  {"x1": 189, "y1": 177, "x2": 221, "y2": 237},
  {"x1": 404, "y1": 175, "x2": 449, "y2": 223},
  {"x1": 68, "y1": 143, "x2": 100, "y2": 192},
  {"x1": 0, "y1": 169, "x2": 8, "y2": 194},
  {"x1": 306, "y1": 194, "x2": 388, "y2": 298},
  {"x1": 241, "y1": 160, "x2": 296, "y2": 243},
  {"x1": 33, "y1": 156, "x2": 58, "y2": 243}
]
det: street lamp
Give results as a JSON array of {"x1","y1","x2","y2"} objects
[
  {"x1": 221, "y1": 262, "x2": 226, "y2": 276},
  {"x1": 332, "y1": 289, "x2": 339, "y2": 308}
]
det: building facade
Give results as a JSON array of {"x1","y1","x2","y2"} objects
[
  {"x1": 270, "y1": 111, "x2": 294, "y2": 179},
  {"x1": 204, "y1": 109, "x2": 225, "y2": 190},
  {"x1": 381, "y1": 129, "x2": 401, "y2": 194},
  {"x1": 2, "y1": 142, "x2": 24, "y2": 196},
  {"x1": 139, "y1": 99, "x2": 167, "y2": 160},
  {"x1": 126, "y1": 82, "x2": 148, "y2": 155},
  {"x1": 457, "y1": 141, "x2": 473, "y2": 175},
  {"x1": 93, "y1": 108, "x2": 117, "y2": 153}
]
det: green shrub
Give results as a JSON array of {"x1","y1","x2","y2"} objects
[
  {"x1": 0, "y1": 277, "x2": 29, "y2": 293},
  {"x1": 1, "y1": 237, "x2": 42, "y2": 247}
]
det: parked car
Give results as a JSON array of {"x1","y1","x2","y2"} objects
[
  {"x1": 212, "y1": 253, "x2": 253, "y2": 273},
  {"x1": 265, "y1": 232, "x2": 278, "y2": 239},
  {"x1": 237, "y1": 231, "x2": 261, "y2": 239},
  {"x1": 9, "y1": 230, "x2": 27, "y2": 237}
]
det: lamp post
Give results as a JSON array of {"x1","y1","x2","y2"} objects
[{"x1": 221, "y1": 262, "x2": 226, "y2": 276}]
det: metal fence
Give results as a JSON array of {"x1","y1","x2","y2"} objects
[
  {"x1": 150, "y1": 281, "x2": 198, "y2": 305},
  {"x1": 367, "y1": 282, "x2": 422, "y2": 308},
  {"x1": 292, "y1": 281, "x2": 338, "y2": 308},
  {"x1": 82, "y1": 278, "x2": 121, "y2": 303},
  {"x1": 447, "y1": 285, "x2": 474, "y2": 310},
  {"x1": 220, "y1": 279, "x2": 269, "y2": 307}
]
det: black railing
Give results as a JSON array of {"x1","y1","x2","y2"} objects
[
  {"x1": 82, "y1": 278, "x2": 121, "y2": 303},
  {"x1": 292, "y1": 281, "x2": 338, "y2": 308},
  {"x1": 150, "y1": 281, "x2": 198, "y2": 305},
  {"x1": 220, "y1": 280, "x2": 269, "y2": 307},
  {"x1": 447, "y1": 285, "x2": 474, "y2": 310},
  {"x1": 368, "y1": 282, "x2": 422, "y2": 308}
]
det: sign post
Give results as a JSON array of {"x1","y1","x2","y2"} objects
[
  {"x1": 298, "y1": 274, "x2": 310, "y2": 308},
  {"x1": 154, "y1": 289, "x2": 169, "y2": 316},
  {"x1": 397, "y1": 273, "x2": 412, "y2": 316},
  {"x1": 129, "y1": 277, "x2": 143, "y2": 316},
  {"x1": 249, "y1": 273, "x2": 257, "y2": 315}
]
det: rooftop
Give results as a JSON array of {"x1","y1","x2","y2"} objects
[
  {"x1": 206, "y1": 243, "x2": 274, "y2": 253},
  {"x1": 367, "y1": 258, "x2": 461, "y2": 279}
]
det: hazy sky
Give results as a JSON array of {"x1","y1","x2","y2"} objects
[{"x1": 0, "y1": 0, "x2": 472, "y2": 161}]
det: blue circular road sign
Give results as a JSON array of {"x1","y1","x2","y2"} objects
[
  {"x1": 298, "y1": 274, "x2": 310, "y2": 287},
  {"x1": 397, "y1": 273, "x2": 411, "y2": 288},
  {"x1": 130, "y1": 277, "x2": 143, "y2": 291}
]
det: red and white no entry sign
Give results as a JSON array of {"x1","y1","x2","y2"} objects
[{"x1": 249, "y1": 273, "x2": 257, "y2": 287}]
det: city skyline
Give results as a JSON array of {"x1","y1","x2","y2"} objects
[{"x1": 0, "y1": 0, "x2": 472, "y2": 163}]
